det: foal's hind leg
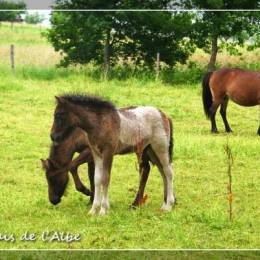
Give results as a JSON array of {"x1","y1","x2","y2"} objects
[
  {"x1": 150, "y1": 144, "x2": 175, "y2": 211},
  {"x1": 131, "y1": 150, "x2": 150, "y2": 208},
  {"x1": 220, "y1": 97, "x2": 232, "y2": 133},
  {"x1": 160, "y1": 156, "x2": 175, "y2": 211},
  {"x1": 147, "y1": 147, "x2": 167, "y2": 205}
]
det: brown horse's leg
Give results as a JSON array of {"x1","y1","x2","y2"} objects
[
  {"x1": 88, "y1": 161, "x2": 95, "y2": 203},
  {"x1": 220, "y1": 97, "x2": 232, "y2": 133},
  {"x1": 131, "y1": 151, "x2": 150, "y2": 208},
  {"x1": 69, "y1": 150, "x2": 93, "y2": 196},
  {"x1": 210, "y1": 102, "x2": 220, "y2": 133},
  {"x1": 258, "y1": 126, "x2": 260, "y2": 136}
]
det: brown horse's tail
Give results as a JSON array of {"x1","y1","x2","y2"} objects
[
  {"x1": 168, "y1": 117, "x2": 173, "y2": 163},
  {"x1": 202, "y1": 71, "x2": 213, "y2": 118}
]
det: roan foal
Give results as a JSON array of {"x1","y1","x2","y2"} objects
[{"x1": 51, "y1": 94, "x2": 175, "y2": 215}]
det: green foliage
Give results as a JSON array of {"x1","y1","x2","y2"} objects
[
  {"x1": 182, "y1": 0, "x2": 260, "y2": 9},
  {"x1": 114, "y1": 11, "x2": 194, "y2": 67},
  {"x1": 0, "y1": 1, "x2": 26, "y2": 22},
  {"x1": 25, "y1": 12, "x2": 45, "y2": 24},
  {"x1": 46, "y1": 1, "x2": 194, "y2": 68},
  {"x1": 191, "y1": 11, "x2": 260, "y2": 53},
  {"x1": 175, "y1": 0, "x2": 260, "y2": 53}
]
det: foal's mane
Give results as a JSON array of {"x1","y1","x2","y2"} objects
[{"x1": 60, "y1": 94, "x2": 116, "y2": 111}]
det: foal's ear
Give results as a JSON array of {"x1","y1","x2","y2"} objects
[
  {"x1": 55, "y1": 96, "x2": 68, "y2": 105},
  {"x1": 40, "y1": 159, "x2": 49, "y2": 170}
]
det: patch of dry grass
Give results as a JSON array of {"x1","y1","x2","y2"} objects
[{"x1": 190, "y1": 48, "x2": 260, "y2": 68}]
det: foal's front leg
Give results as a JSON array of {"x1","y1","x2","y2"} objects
[
  {"x1": 88, "y1": 155, "x2": 103, "y2": 215},
  {"x1": 88, "y1": 150, "x2": 113, "y2": 216},
  {"x1": 69, "y1": 150, "x2": 93, "y2": 197},
  {"x1": 99, "y1": 150, "x2": 113, "y2": 215}
]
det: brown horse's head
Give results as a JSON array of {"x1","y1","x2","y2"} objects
[
  {"x1": 41, "y1": 158, "x2": 69, "y2": 205},
  {"x1": 50, "y1": 96, "x2": 79, "y2": 144}
]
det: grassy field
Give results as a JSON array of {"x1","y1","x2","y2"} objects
[{"x1": 0, "y1": 23, "x2": 259, "y2": 250}]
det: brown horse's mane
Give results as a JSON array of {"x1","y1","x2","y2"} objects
[{"x1": 60, "y1": 94, "x2": 116, "y2": 111}]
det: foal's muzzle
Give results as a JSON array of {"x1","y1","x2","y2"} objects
[{"x1": 50, "y1": 195, "x2": 61, "y2": 205}]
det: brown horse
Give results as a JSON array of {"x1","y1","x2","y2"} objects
[
  {"x1": 50, "y1": 94, "x2": 175, "y2": 215},
  {"x1": 42, "y1": 127, "x2": 152, "y2": 207},
  {"x1": 202, "y1": 68, "x2": 260, "y2": 135},
  {"x1": 41, "y1": 127, "x2": 94, "y2": 205}
]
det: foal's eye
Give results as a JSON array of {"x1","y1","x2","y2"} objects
[
  {"x1": 54, "y1": 112, "x2": 66, "y2": 126},
  {"x1": 55, "y1": 112, "x2": 65, "y2": 120}
]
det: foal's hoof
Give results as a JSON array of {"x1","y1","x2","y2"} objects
[
  {"x1": 130, "y1": 193, "x2": 148, "y2": 209},
  {"x1": 160, "y1": 203, "x2": 172, "y2": 212},
  {"x1": 139, "y1": 193, "x2": 148, "y2": 205},
  {"x1": 99, "y1": 207, "x2": 108, "y2": 216},
  {"x1": 129, "y1": 204, "x2": 137, "y2": 210},
  {"x1": 88, "y1": 207, "x2": 99, "y2": 216},
  {"x1": 211, "y1": 130, "x2": 219, "y2": 134}
]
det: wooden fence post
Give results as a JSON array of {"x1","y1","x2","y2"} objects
[
  {"x1": 156, "y1": 52, "x2": 160, "y2": 80},
  {"x1": 10, "y1": 44, "x2": 15, "y2": 71}
]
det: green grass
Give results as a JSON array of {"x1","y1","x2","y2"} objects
[
  {"x1": 0, "y1": 67, "x2": 259, "y2": 249},
  {"x1": 0, "y1": 22, "x2": 259, "y2": 251}
]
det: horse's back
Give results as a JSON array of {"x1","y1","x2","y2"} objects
[
  {"x1": 210, "y1": 68, "x2": 260, "y2": 106},
  {"x1": 118, "y1": 106, "x2": 170, "y2": 147}
]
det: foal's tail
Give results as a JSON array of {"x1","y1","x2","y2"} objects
[
  {"x1": 168, "y1": 117, "x2": 173, "y2": 163},
  {"x1": 202, "y1": 71, "x2": 213, "y2": 118}
]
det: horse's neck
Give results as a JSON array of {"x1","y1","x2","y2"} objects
[
  {"x1": 74, "y1": 107, "x2": 95, "y2": 132},
  {"x1": 49, "y1": 142, "x2": 75, "y2": 167}
]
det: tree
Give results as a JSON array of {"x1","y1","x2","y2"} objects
[
  {"x1": 173, "y1": 0, "x2": 260, "y2": 71},
  {"x1": 0, "y1": 1, "x2": 26, "y2": 23},
  {"x1": 115, "y1": 11, "x2": 194, "y2": 68},
  {"x1": 46, "y1": 0, "x2": 194, "y2": 74},
  {"x1": 25, "y1": 12, "x2": 45, "y2": 24}
]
